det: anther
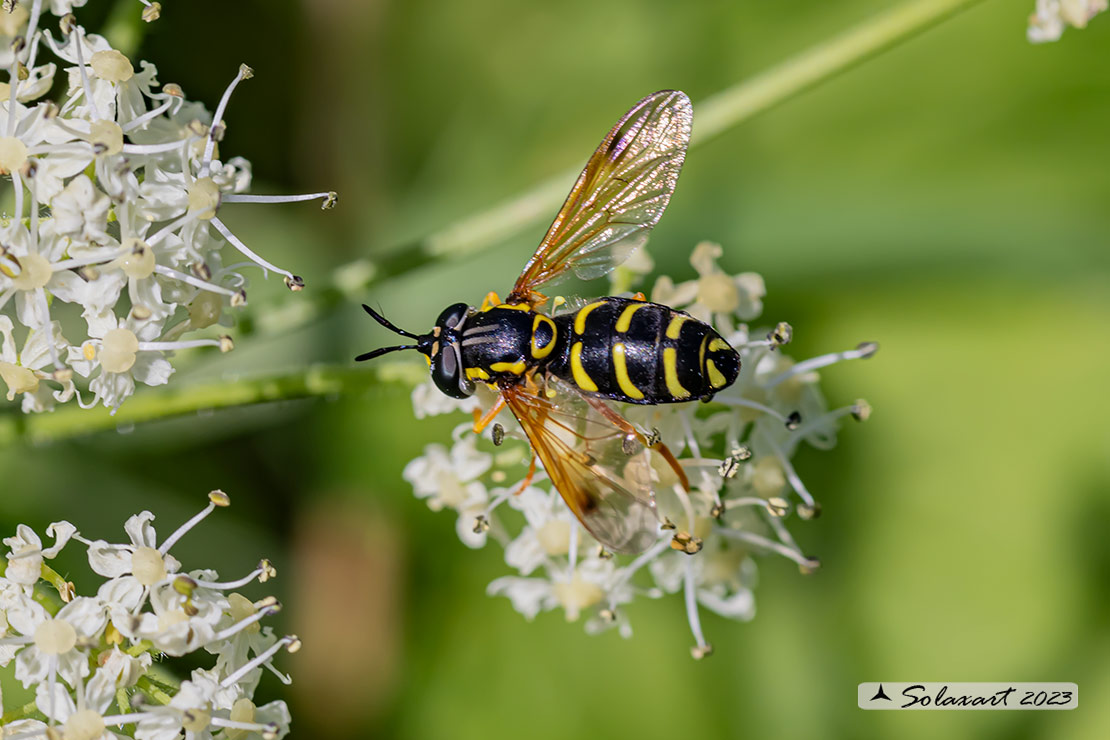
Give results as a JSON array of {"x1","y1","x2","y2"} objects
[
  {"x1": 239, "y1": 63, "x2": 255, "y2": 80},
  {"x1": 598, "y1": 608, "x2": 616, "y2": 623},
  {"x1": 186, "y1": 119, "x2": 208, "y2": 137},
  {"x1": 59, "y1": 13, "x2": 76, "y2": 35},
  {"x1": 799, "y1": 557, "x2": 821, "y2": 575},
  {"x1": 77, "y1": 265, "x2": 99, "y2": 281},
  {"x1": 285, "y1": 635, "x2": 302, "y2": 653},
  {"x1": 321, "y1": 191, "x2": 338, "y2": 210},
  {"x1": 645, "y1": 428, "x2": 661, "y2": 447},
  {"x1": 797, "y1": 502, "x2": 822, "y2": 520},
  {"x1": 856, "y1": 341, "x2": 879, "y2": 358},
  {"x1": 690, "y1": 644, "x2": 714, "y2": 660},
  {"x1": 769, "y1": 321, "x2": 793, "y2": 347},
  {"x1": 491, "y1": 423, "x2": 505, "y2": 446},
  {"x1": 9, "y1": 35, "x2": 25, "y2": 55},
  {"x1": 257, "y1": 559, "x2": 277, "y2": 582},
  {"x1": 191, "y1": 262, "x2": 212, "y2": 281},
  {"x1": 596, "y1": 546, "x2": 613, "y2": 560},
  {"x1": 131, "y1": 305, "x2": 152, "y2": 320},
  {"x1": 670, "y1": 531, "x2": 702, "y2": 555},
  {"x1": 230, "y1": 289, "x2": 247, "y2": 307},
  {"x1": 785, "y1": 411, "x2": 802, "y2": 430},
  {"x1": 283, "y1": 275, "x2": 304, "y2": 291},
  {"x1": 173, "y1": 575, "x2": 197, "y2": 596},
  {"x1": 209, "y1": 490, "x2": 231, "y2": 507},
  {"x1": 52, "y1": 368, "x2": 73, "y2": 383},
  {"x1": 660, "y1": 517, "x2": 677, "y2": 530},
  {"x1": 718, "y1": 446, "x2": 751, "y2": 479},
  {"x1": 710, "y1": 502, "x2": 725, "y2": 519},
  {"x1": 472, "y1": 515, "x2": 490, "y2": 534},
  {"x1": 219, "y1": 335, "x2": 234, "y2": 353},
  {"x1": 142, "y1": 3, "x2": 162, "y2": 23},
  {"x1": 162, "y1": 82, "x2": 183, "y2": 97},
  {"x1": 766, "y1": 497, "x2": 790, "y2": 517},
  {"x1": 255, "y1": 595, "x2": 280, "y2": 611},
  {"x1": 851, "y1": 399, "x2": 871, "y2": 422}
]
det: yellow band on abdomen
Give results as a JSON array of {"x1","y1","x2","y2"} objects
[
  {"x1": 574, "y1": 301, "x2": 607, "y2": 335},
  {"x1": 611, "y1": 343, "x2": 644, "y2": 400},
  {"x1": 707, "y1": 359, "x2": 728, "y2": 388},
  {"x1": 570, "y1": 341, "x2": 598, "y2": 392},
  {"x1": 663, "y1": 347, "x2": 691, "y2": 399},
  {"x1": 665, "y1": 315, "x2": 688, "y2": 340},
  {"x1": 615, "y1": 302, "x2": 645, "y2": 333}
]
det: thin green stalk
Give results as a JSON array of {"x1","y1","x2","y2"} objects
[
  {"x1": 252, "y1": 0, "x2": 987, "y2": 337},
  {"x1": 0, "y1": 363, "x2": 421, "y2": 446}
]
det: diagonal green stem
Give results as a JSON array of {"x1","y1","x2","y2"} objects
[
  {"x1": 250, "y1": 0, "x2": 987, "y2": 337},
  {"x1": 0, "y1": 364, "x2": 420, "y2": 446}
]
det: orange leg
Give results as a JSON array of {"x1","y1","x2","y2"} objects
[
  {"x1": 582, "y1": 394, "x2": 691, "y2": 492},
  {"x1": 472, "y1": 395, "x2": 507, "y2": 434},
  {"x1": 632, "y1": 292, "x2": 646, "y2": 302},
  {"x1": 513, "y1": 453, "x2": 538, "y2": 495}
]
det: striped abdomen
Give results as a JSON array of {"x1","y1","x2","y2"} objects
[{"x1": 547, "y1": 297, "x2": 740, "y2": 404}]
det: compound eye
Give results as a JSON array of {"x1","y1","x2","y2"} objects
[
  {"x1": 431, "y1": 342, "x2": 473, "y2": 399},
  {"x1": 437, "y1": 302, "x2": 470, "y2": 331}
]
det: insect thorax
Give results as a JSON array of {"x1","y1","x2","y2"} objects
[{"x1": 459, "y1": 305, "x2": 560, "y2": 383}]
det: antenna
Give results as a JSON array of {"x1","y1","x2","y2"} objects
[{"x1": 361, "y1": 304, "x2": 419, "y2": 339}]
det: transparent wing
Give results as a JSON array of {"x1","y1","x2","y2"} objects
[
  {"x1": 509, "y1": 90, "x2": 692, "y2": 304},
  {"x1": 501, "y1": 375, "x2": 685, "y2": 553}
]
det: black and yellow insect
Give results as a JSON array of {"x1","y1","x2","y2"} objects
[{"x1": 358, "y1": 90, "x2": 741, "y2": 554}]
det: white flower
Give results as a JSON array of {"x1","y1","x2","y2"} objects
[
  {"x1": 0, "y1": 6, "x2": 336, "y2": 413},
  {"x1": 9, "y1": 596, "x2": 105, "y2": 689},
  {"x1": 1028, "y1": 0, "x2": 1108, "y2": 42},
  {"x1": 650, "y1": 241, "x2": 766, "y2": 326},
  {"x1": 0, "y1": 490, "x2": 296, "y2": 733},
  {"x1": 411, "y1": 379, "x2": 482, "y2": 419},
  {"x1": 488, "y1": 554, "x2": 630, "y2": 623},
  {"x1": 503, "y1": 487, "x2": 577, "y2": 575},
  {"x1": 1, "y1": 520, "x2": 76, "y2": 586},
  {"x1": 0, "y1": 316, "x2": 77, "y2": 412}
]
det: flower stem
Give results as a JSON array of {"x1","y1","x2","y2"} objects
[
  {"x1": 0, "y1": 364, "x2": 417, "y2": 446},
  {"x1": 249, "y1": 0, "x2": 987, "y2": 338}
]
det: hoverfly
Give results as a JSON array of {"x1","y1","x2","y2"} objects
[{"x1": 358, "y1": 91, "x2": 740, "y2": 554}]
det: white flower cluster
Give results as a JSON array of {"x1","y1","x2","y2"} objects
[
  {"x1": 0, "y1": 0, "x2": 334, "y2": 413},
  {"x1": 1028, "y1": 0, "x2": 1108, "y2": 41},
  {"x1": 402, "y1": 242, "x2": 876, "y2": 656},
  {"x1": 0, "y1": 490, "x2": 298, "y2": 739}
]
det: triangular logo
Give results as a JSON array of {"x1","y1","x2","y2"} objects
[{"x1": 870, "y1": 684, "x2": 892, "y2": 701}]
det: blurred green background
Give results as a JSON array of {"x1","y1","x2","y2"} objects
[{"x1": 2, "y1": 0, "x2": 1109, "y2": 738}]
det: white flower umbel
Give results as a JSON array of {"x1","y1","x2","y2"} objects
[
  {"x1": 1028, "y1": 0, "x2": 1108, "y2": 42},
  {"x1": 0, "y1": 489, "x2": 296, "y2": 737},
  {"x1": 0, "y1": 2, "x2": 336, "y2": 412},
  {"x1": 401, "y1": 241, "x2": 876, "y2": 656}
]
